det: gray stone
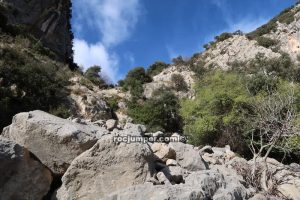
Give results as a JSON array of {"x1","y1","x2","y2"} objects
[
  {"x1": 0, "y1": 137, "x2": 52, "y2": 200},
  {"x1": 106, "y1": 119, "x2": 117, "y2": 131},
  {"x1": 54, "y1": 135, "x2": 155, "y2": 200},
  {"x1": 169, "y1": 142, "x2": 208, "y2": 171},
  {"x1": 2, "y1": 110, "x2": 109, "y2": 175},
  {"x1": 151, "y1": 143, "x2": 176, "y2": 162}
]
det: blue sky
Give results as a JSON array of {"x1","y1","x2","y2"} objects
[{"x1": 72, "y1": 0, "x2": 297, "y2": 82}]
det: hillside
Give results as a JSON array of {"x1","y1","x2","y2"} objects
[{"x1": 0, "y1": 1, "x2": 300, "y2": 200}]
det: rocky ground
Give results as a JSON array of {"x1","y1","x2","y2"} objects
[{"x1": 1, "y1": 110, "x2": 299, "y2": 200}]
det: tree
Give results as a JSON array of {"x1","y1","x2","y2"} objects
[
  {"x1": 128, "y1": 89, "x2": 182, "y2": 132},
  {"x1": 249, "y1": 90, "x2": 299, "y2": 191},
  {"x1": 171, "y1": 74, "x2": 188, "y2": 91},
  {"x1": 146, "y1": 61, "x2": 169, "y2": 77},
  {"x1": 84, "y1": 66, "x2": 107, "y2": 88}
]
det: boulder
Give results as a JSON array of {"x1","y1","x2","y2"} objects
[
  {"x1": 54, "y1": 135, "x2": 155, "y2": 200},
  {"x1": 151, "y1": 143, "x2": 176, "y2": 162},
  {"x1": 106, "y1": 119, "x2": 117, "y2": 131},
  {"x1": 161, "y1": 166, "x2": 187, "y2": 184},
  {"x1": 169, "y1": 142, "x2": 208, "y2": 171},
  {"x1": 0, "y1": 137, "x2": 52, "y2": 200},
  {"x1": 2, "y1": 110, "x2": 109, "y2": 175},
  {"x1": 106, "y1": 170, "x2": 247, "y2": 200}
]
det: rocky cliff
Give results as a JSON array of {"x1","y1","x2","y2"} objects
[{"x1": 0, "y1": 0, "x2": 73, "y2": 62}]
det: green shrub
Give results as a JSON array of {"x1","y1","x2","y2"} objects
[
  {"x1": 256, "y1": 36, "x2": 278, "y2": 48},
  {"x1": 189, "y1": 59, "x2": 207, "y2": 77},
  {"x1": 172, "y1": 56, "x2": 186, "y2": 65},
  {"x1": 120, "y1": 67, "x2": 152, "y2": 99},
  {"x1": 0, "y1": 48, "x2": 71, "y2": 129},
  {"x1": 215, "y1": 32, "x2": 233, "y2": 42},
  {"x1": 180, "y1": 71, "x2": 258, "y2": 155},
  {"x1": 247, "y1": 5, "x2": 297, "y2": 40},
  {"x1": 84, "y1": 66, "x2": 107, "y2": 88},
  {"x1": 128, "y1": 89, "x2": 182, "y2": 132},
  {"x1": 146, "y1": 61, "x2": 169, "y2": 77},
  {"x1": 171, "y1": 74, "x2": 188, "y2": 91}
]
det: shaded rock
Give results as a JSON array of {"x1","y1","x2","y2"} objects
[
  {"x1": 2, "y1": 110, "x2": 109, "y2": 175},
  {"x1": 151, "y1": 143, "x2": 176, "y2": 162},
  {"x1": 161, "y1": 166, "x2": 187, "y2": 184},
  {"x1": 0, "y1": 0, "x2": 73, "y2": 61},
  {"x1": 156, "y1": 172, "x2": 169, "y2": 185},
  {"x1": 169, "y1": 142, "x2": 208, "y2": 171},
  {"x1": 54, "y1": 135, "x2": 155, "y2": 200},
  {"x1": 0, "y1": 137, "x2": 52, "y2": 200},
  {"x1": 199, "y1": 145, "x2": 214, "y2": 154}
]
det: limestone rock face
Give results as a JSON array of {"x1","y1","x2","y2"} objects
[
  {"x1": 169, "y1": 142, "x2": 208, "y2": 171},
  {"x1": 106, "y1": 170, "x2": 247, "y2": 200},
  {"x1": 54, "y1": 135, "x2": 154, "y2": 200},
  {"x1": 68, "y1": 76, "x2": 112, "y2": 121},
  {"x1": 0, "y1": 0, "x2": 73, "y2": 61},
  {"x1": 203, "y1": 35, "x2": 280, "y2": 69},
  {"x1": 143, "y1": 65, "x2": 195, "y2": 99},
  {"x1": 2, "y1": 110, "x2": 109, "y2": 175},
  {"x1": 0, "y1": 137, "x2": 52, "y2": 200}
]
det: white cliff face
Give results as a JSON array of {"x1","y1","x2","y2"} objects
[{"x1": 202, "y1": 35, "x2": 280, "y2": 69}]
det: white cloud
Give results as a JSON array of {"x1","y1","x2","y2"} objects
[
  {"x1": 72, "y1": 0, "x2": 141, "y2": 82},
  {"x1": 228, "y1": 17, "x2": 268, "y2": 33},
  {"x1": 73, "y1": 39, "x2": 120, "y2": 83}
]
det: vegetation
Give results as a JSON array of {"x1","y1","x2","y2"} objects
[
  {"x1": 146, "y1": 61, "x2": 169, "y2": 77},
  {"x1": 247, "y1": 4, "x2": 299, "y2": 39},
  {"x1": 119, "y1": 67, "x2": 152, "y2": 99},
  {"x1": 180, "y1": 68, "x2": 300, "y2": 160},
  {"x1": 203, "y1": 32, "x2": 234, "y2": 50},
  {"x1": 0, "y1": 41, "x2": 72, "y2": 129},
  {"x1": 255, "y1": 36, "x2": 279, "y2": 48},
  {"x1": 171, "y1": 74, "x2": 188, "y2": 92},
  {"x1": 128, "y1": 89, "x2": 182, "y2": 132},
  {"x1": 84, "y1": 66, "x2": 108, "y2": 89}
]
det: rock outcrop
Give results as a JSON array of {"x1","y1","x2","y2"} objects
[
  {"x1": 54, "y1": 135, "x2": 154, "y2": 200},
  {"x1": 0, "y1": 111, "x2": 299, "y2": 199},
  {"x1": 0, "y1": 137, "x2": 52, "y2": 200},
  {"x1": 0, "y1": 0, "x2": 73, "y2": 61},
  {"x1": 69, "y1": 76, "x2": 112, "y2": 121},
  {"x1": 2, "y1": 110, "x2": 109, "y2": 175}
]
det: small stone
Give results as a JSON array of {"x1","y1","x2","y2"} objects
[
  {"x1": 106, "y1": 119, "x2": 117, "y2": 131},
  {"x1": 166, "y1": 159, "x2": 177, "y2": 166}
]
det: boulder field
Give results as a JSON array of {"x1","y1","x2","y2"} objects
[{"x1": 0, "y1": 110, "x2": 299, "y2": 200}]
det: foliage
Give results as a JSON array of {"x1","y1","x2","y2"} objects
[
  {"x1": 203, "y1": 32, "x2": 233, "y2": 50},
  {"x1": 180, "y1": 71, "x2": 253, "y2": 155},
  {"x1": 171, "y1": 74, "x2": 188, "y2": 91},
  {"x1": 189, "y1": 59, "x2": 207, "y2": 78},
  {"x1": 247, "y1": 5, "x2": 298, "y2": 39},
  {"x1": 215, "y1": 32, "x2": 233, "y2": 42},
  {"x1": 128, "y1": 89, "x2": 182, "y2": 132},
  {"x1": 247, "y1": 53, "x2": 296, "y2": 81},
  {"x1": 120, "y1": 67, "x2": 152, "y2": 99},
  {"x1": 255, "y1": 36, "x2": 279, "y2": 48},
  {"x1": 0, "y1": 46, "x2": 71, "y2": 129},
  {"x1": 146, "y1": 61, "x2": 169, "y2": 77},
  {"x1": 84, "y1": 66, "x2": 107, "y2": 88}
]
